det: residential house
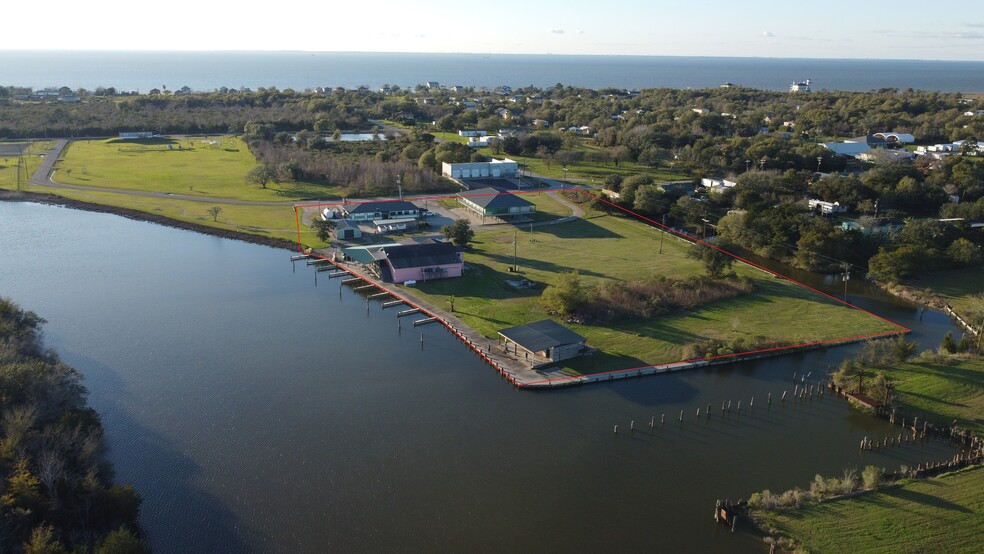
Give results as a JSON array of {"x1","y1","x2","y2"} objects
[
  {"x1": 841, "y1": 217, "x2": 904, "y2": 235},
  {"x1": 458, "y1": 130, "x2": 488, "y2": 137},
  {"x1": 701, "y1": 178, "x2": 737, "y2": 194},
  {"x1": 808, "y1": 199, "x2": 849, "y2": 215},
  {"x1": 790, "y1": 79, "x2": 812, "y2": 92}
]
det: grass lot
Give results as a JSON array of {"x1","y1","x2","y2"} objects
[
  {"x1": 19, "y1": 187, "x2": 307, "y2": 245},
  {"x1": 761, "y1": 465, "x2": 984, "y2": 554},
  {"x1": 887, "y1": 355, "x2": 984, "y2": 435},
  {"x1": 410, "y1": 209, "x2": 899, "y2": 375},
  {"x1": 909, "y1": 268, "x2": 984, "y2": 324},
  {"x1": 54, "y1": 137, "x2": 344, "y2": 201},
  {"x1": 0, "y1": 141, "x2": 51, "y2": 189}
]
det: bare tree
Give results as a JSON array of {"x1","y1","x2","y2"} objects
[{"x1": 207, "y1": 206, "x2": 223, "y2": 222}]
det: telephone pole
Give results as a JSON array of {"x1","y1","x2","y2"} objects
[
  {"x1": 841, "y1": 263, "x2": 851, "y2": 303},
  {"x1": 659, "y1": 214, "x2": 667, "y2": 254}
]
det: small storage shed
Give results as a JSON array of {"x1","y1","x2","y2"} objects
[{"x1": 498, "y1": 320, "x2": 587, "y2": 364}]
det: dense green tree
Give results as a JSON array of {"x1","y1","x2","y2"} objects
[
  {"x1": 441, "y1": 219, "x2": 475, "y2": 248},
  {"x1": 540, "y1": 271, "x2": 588, "y2": 316},
  {"x1": 313, "y1": 218, "x2": 336, "y2": 243},
  {"x1": 686, "y1": 241, "x2": 735, "y2": 278},
  {"x1": 244, "y1": 164, "x2": 277, "y2": 189}
]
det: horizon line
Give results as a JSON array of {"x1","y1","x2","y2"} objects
[{"x1": 2, "y1": 49, "x2": 983, "y2": 64}]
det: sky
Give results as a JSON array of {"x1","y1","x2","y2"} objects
[{"x1": 4, "y1": 0, "x2": 982, "y2": 61}]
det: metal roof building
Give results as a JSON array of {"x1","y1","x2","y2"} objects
[{"x1": 498, "y1": 319, "x2": 587, "y2": 364}]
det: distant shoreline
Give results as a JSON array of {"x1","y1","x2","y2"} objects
[{"x1": 4, "y1": 51, "x2": 983, "y2": 92}]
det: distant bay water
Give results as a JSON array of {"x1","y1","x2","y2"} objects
[{"x1": 3, "y1": 50, "x2": 984, "y2": 93}]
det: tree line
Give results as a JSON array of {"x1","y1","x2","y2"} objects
[{"x1": 1, "y1": 298, "x2": 148, "y2": 554}]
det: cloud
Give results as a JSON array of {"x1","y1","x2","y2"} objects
[
  {"x1": 549, "y1": 28, "x2": 565, "y2": 34},
  {"x1": 577, "y1": 30, "x2": 585, "y2": 35},
  {"x1": 963, "y1": 22, "x2": 984, "y2": 28},
  {"x1": 762, "y1": 31, "x2": 775, "y2": 38}
]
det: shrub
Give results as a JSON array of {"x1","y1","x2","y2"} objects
[{"x1": 862, "y1": 465, "x2": 884, "y2": 490}]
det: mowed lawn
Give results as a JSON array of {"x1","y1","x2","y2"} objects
[
  {"x1": 888, "y1": 356, "x2": 984, "y2": 435},
  {"x1": 411, "y1": 211, "x2": 900, "y2": 374},
  {"x1": 0, "y1": 141, "x2": 50, "y2": 189},
  {"x1": 22, "y1": 187, "x2": 307, "y2": 244},
  {"x1": 762, "y1": 466, "x2": 984, "y2": 554},
  {"x1": 910, "y1": 268, "x2": 984, "y2": 322},
  {"x1": 53, "y1": 137, "x2": 342, "y2": 201}
]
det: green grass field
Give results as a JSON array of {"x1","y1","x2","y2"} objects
[
  {"x1": 761, "y1": 466, "x2": 984, "y2": 554},
  {"x1": 53, "y1": 137, "x2": 343, "y2": 201},
  {"x1": 0, "y1": 141, "x2": 51, "y2": 189},
  {"x1": 21, "y1": 187, "x2": 307, "y2": 244},
  {"x1": 410, "y1": 209, "x2": 900, "y2": 375},
  {"x1": 887, "y1": 355, "x2": 984, "y2": 435},
  {"x1": 909, "y1": 269, "x2": 984, "y2": 324}
]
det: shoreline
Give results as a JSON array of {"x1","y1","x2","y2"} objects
[
  {"x1": 0, "y1": 189, "x2": 300, "y2": 252},
  {"x1": 0, "y1": 189, "x2": 918, "y2": 388}
]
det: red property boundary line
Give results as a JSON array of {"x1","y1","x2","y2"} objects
[{"x1": 293, "y1": 187, "x2": 909, "y2": 388}]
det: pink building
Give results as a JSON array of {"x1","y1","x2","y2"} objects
[{"x1": 372, "y1": 242, "x2": 463, "y2": 283}]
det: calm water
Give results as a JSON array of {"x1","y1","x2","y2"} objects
[
  {"x1": 3, "y1": 51, "x2": 984, "y2": 92},
  {"x1": 0, "y1": 202, "x2": 962, "y2": 553}
]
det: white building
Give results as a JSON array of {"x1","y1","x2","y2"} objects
[
  {"x1": 873, "y1": 132, "x2": 915, "y2": 144},
  {"x1": 118, "y1": 131, "x2": 155, "y2": 139},
  {"x1": 442, "y1": 158, "x2": 519, "y2": 179},
  {"x1": 808, "y1": 199, "x2": 848, "y2": 215},
  {"x1": 458, "y1": 130, "x2": 487, "y2": 137},
  {"x1": 701, "y1": 178, "x2": 737, "y2": 194},
  {"x1": 790, "y1": 79, "x2": 812, "y2": 92}
]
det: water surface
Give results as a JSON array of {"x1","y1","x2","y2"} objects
[{"x1": 0, "y1": 202, "x2": 961, "y2": 552}]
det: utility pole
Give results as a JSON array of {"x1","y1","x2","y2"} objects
[
  {"x1": 397, "y1": 174, "x2": 403, "y2": 201},
  {"x1": 659, "y1": 214, "x2": 667, "y2": 254},
  {"x1": 513, "y1": 230, "x2": 518, "y2": 271},
  {"x1": 842, "y1": 263, "x2": 851, "y2": 303}
]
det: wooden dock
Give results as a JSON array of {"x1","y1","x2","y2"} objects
[{"x1": 299, "y1": 251, "x2": 880, "y2": 389}]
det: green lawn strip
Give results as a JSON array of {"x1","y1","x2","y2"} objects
[
  {"x1": 760, "y1": 466, "x2": 984, "y2": 554},
  {"x1": 53, "y1": 137, "x2": 344, "y2": 201},
  {"x1": 411, "y1": 214, "x2": 897, "y2": 374},
  {"x1": 886, "y1": 356, "x2": 984, "y2": 435},
  {"x1": 20, "y1": 187, "x2": 308, "y2": 245}
]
